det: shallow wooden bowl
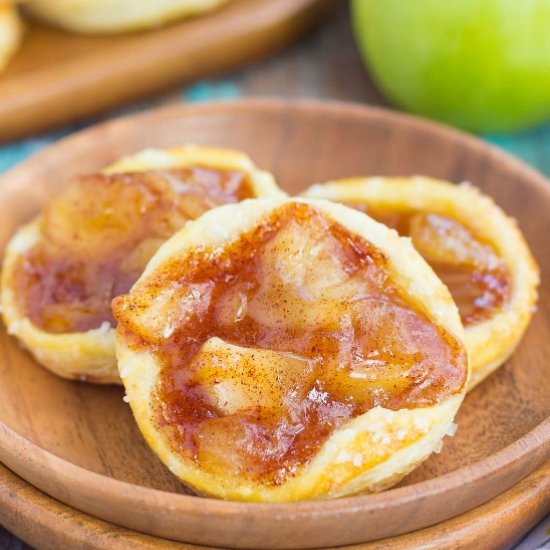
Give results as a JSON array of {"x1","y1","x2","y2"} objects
[{"x1": 0, "y1": 100, "x2": 548, "y2": 549}]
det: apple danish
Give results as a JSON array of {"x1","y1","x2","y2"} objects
[
  {"x1": 1, "y1": 147, "x2": 283, "y2": 383},
  {"x1": 303, "y1": 177, "x2": 539, "y2": 389},
  {"x1": 0, "y1": 3, "x2": 22, "y2": 72},
  {"x1": 24, "y1": 0, "x2": 231, "y2": 33},
  {"x1": 114, "y1": 198, "x2": 468, "y2": 501}
]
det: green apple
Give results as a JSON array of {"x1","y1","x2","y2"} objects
[{"x1": 351, "y1": 0, "x2": 550, "y2": 133}]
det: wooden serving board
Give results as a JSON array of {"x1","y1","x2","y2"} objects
[
  {"x1": 0, "y1": 0, "x2": 334, "y2": 142},
  {"x1": 0, "y1": 101, "x2": 549, "y2": 549},
  {"x1": 1, "y1": 460, "x2": 549, "y2": 550}
]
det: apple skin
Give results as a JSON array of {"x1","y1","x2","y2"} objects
[{"x1": 351, "y1": 0, "x2": 550, "y2": 133}]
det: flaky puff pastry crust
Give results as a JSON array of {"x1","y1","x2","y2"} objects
[
  {"x1": 303, "y1": 177, "x2": 540, "y2": 390},
  {"x1": 115, "y1": 197, "x2": 468, "y2": 502},
  {"x1": 24, "y1": 0, "x2": 231, "y2": 33},
  {"x1": 1, "y1": 146, "x2": 284, "y2": 384},
  {"x1": 0, "y1": 3, "x2": 22, "y2": 72}
]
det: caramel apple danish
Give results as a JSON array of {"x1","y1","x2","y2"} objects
[
  {"x1": 0, "y1": 3, "x2": 22, "y2": 73},
  {"x1": 113, "y1": 198, "x2": 468, "y2": 502},
  {"x1": 303, "y1": 177, "x2": 539, "y2": 390},
  {"x1": 1, "y1": 147, "x2": 283, "y2": 383},
  {"x1": 25, "y1": 0, "x2": 231, "y2": 33}
]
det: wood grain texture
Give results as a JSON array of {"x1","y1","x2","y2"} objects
[
  {"x1": 0, "y1": 100, "x2": 549, "y2": 549},
  {"x1": 0, "y1": 0, "x2": 335, "y2": 142},
  {"x1": 1, "y1": 460, "x2": 549, "y2": 550}
]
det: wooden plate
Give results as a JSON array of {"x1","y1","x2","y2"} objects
[
  {"x1": 0, "y1": 0, "x2": 334, "y2": 142},
  {"x1": 0, "y1": 100, "x2": 549, "y2": 549},
  {"x1": 1, "y1": 460, "x2": 549, "y2": 549}
]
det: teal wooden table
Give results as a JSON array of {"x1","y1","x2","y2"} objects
[{"x1": 0, "y1": 3, "x2": 548, "y2": 549}]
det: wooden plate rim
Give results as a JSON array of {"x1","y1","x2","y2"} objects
[
  {"x1": 1, "y1": 459, "x2": 549, "y2": 549},
  {"x1": 0, "y1": 99, "x2": 549, "y2": 519},
  {"x1": 2, "y1": 415, "x2": 550, "y2": 517}
]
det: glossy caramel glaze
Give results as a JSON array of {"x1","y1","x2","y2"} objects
[
  {"x1": 13, "y1": 168, "x2": 253, "y2": 333},
  {"x1": 348, "y1": 204, "x2": 511, "y2": 327},
  {"x1": 114, "y1": 203, "x2": 467, "y2": 485}
]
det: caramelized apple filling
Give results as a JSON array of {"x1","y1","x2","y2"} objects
[
  {"x1": 114, "y1": 203, "x2": 467, "y2": 485},
  {"x1": 13, "y1": 168, "x2": 253, "y2": 333},
  {"x1": 348, "y1": 204, "x2": 511, "y2": 326}
]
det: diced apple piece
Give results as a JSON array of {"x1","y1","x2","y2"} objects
[
  {"x1": 260, "y1": 219, "x2": 350, "y2": 297},
  {"x1": 194, "y1": 416, "x2": 248, "y2": 475},
  {"x1": 248, "y1": 219, "x2": 373, "y2": 331},
  {"x1": 214, "y1": 283, "x2": 251, "y2": 326},
  {"x1": 114, "y1": 281, "x2": 214, "y2": 343},
  {"x1": 43, "y1": 175, "x2": 162, "y2": 253},
  {"x1": 409, "y1": 213, "x2": 500, "y2": 269},
  {"x1": 192, "y1": 337, "x2": 313, "y2": 415}
]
